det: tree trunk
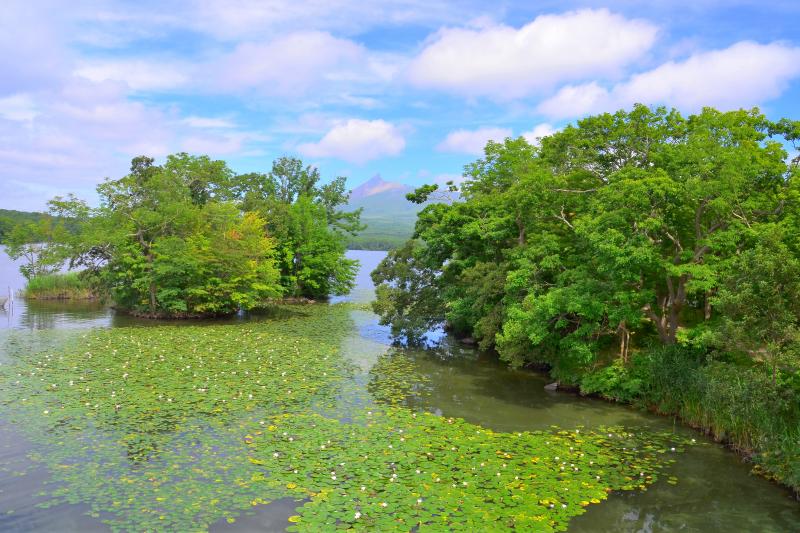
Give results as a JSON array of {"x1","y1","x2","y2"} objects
[
  {"x1": 618, "y1": 321, "x2": 630, "y2": 363},
  {"x1": 145, "y1": 251, "x2": 157, "y2": 315}
]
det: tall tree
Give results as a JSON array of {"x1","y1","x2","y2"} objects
[{"x1": 229, "y1": 156, "x2": 362, "y2": 299}]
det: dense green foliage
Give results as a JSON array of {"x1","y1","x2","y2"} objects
[
  {"x1": 230, "y1": 157, "x2": 362, "y2": 298},
  {"x1": 0, "y1": 304, "x2": 691, "y2": 531},
  {"x1": 4, "y1": 154, "x2": 362, "y2": 316},
  {"x1": 371, "y1": 105, "x2": 800, "y2": 491}
]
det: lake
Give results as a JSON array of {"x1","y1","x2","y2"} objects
[{"x1": 0, "y1": 249, "x2": 798, "y2": 531}]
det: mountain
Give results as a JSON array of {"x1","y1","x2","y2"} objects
[
  {"x1": 349, "y1": 174, "x2": 410, "y2": 201},
  {"x1": 346, "y1": 175, "x2": 420, "y2": 250}
]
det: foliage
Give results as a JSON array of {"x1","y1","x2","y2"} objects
[
  {"x1": 2, "y1": 214, "x2": 70, "y2": 279},
  {"x1": 713, "y1": 226, "x2": 800, "y2": 378},
  {"x1": 573, "y1": 344, "x2": 800, "y2": 492},
  {"x1": 85, "y1": 155, "x2": 282, "y2": 316},
  {"x1": 230, "y1": 156, "x2": 362, "y2": 299},
  {"x1": 8, "y1": 153, "x2": 364, "y2": 317},
  {"x1": 373, "y1": 105, "x2": 797, "y2": 369},
  {"x1": 371, "y1": 240, "x2": 444, "y2": 340},
  {"x1": 0, "y1": 209, "x2": 48, "y2": 241},
  {"x1": 0, "y1": 304, "x2": 692, "y2": 532}
]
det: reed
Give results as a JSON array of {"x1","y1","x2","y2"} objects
[
  {"x1": 579, "y1": 345, "x2": 800, "y2": 494},
  {"x1": 22, "y1": 272, "x2": 94, "y2": 300}
]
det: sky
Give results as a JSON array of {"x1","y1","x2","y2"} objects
[{"x1": 1, "y1": 0, "x2": 800, "y2": 211}]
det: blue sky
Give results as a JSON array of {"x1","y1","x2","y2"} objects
[{"x1": 1, "y1": 0, "x2": 800, "y2": 210}]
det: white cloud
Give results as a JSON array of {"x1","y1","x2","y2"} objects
[
  {"x1": 211, "y1": 31, "x2": 391, "y2": 97},
  {"x1": 182, "y1": 0, "x2": 489, "y2": 39},
  {"x1": 437, "y1": 127, "x2": 511, "y2": 155},
  {"x1": 298, "y1": 119, "x2": 406, "y2": 164},
  {"x1": 407, "y1": 9, "x2": 658, "y2": 99},
  {"x1": 538, "y1": 41, "x2": 800, "y2": 118},
  {"x1": 521, "y1": 123, "x2": 558, "y2": 145},
  {"x1": 74, "y1": 59, "x2": 189, "y2": 91},
  {"x1": 182, "y1": 116, "x2": 238, "y2": 129}
]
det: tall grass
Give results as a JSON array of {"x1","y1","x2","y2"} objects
[
  {"x1": 580, "y1": 345, "x2": 800, "y2": 494},
  {"x1": 23, "y1": 272, "x2": 94, "y2": 300}
]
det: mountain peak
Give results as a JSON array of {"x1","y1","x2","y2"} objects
[{"x1": 350, "y1": 174, "x2": 409, "y2": 200}]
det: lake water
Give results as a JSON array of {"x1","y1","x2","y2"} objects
[{"x1": 0, "y1": 249, "x2": 798, "y2": 531}]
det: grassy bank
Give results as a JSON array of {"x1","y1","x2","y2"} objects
[
  {"x1": 22, "y1": 272, "x2": 95, "y2": 300},
  {"x1": 577, "y1": 346, "x2": 800, "y2": 496}
]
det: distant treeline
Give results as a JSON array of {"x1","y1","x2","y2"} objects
[{"x1": 0, "y1": 209, "x2": 47, "y2": 240}]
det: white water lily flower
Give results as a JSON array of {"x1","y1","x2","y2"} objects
[{"x1": 354, "y1": 512, "x2": 361, "y2": 520}]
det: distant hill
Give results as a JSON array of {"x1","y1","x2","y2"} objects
[
  {"x1": 0, "y1": 209, "x2": 47, "y2": 240},
  {"x1": 346, "y1": 175, "x2": 420, "y2": 251}
]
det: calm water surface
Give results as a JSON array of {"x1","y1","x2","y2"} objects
[{"x1": 0, "y1": 249, "x2": 798, "y2": 531}]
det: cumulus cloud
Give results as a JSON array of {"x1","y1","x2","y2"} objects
[
  {"x1": 206, "y1": 31, "x2": 402, "y2": 98},
  {"x1": 521, "y1": 123, "x2": 558, "y2": 145},
  {"x1": 298, "y1": 119, "x2": 406, "y2": 164},
  {"x1": 437, "y1": 127, "x2": 511, "y2": 155},
  {"x1": 538, "y1": 41, "x2": 800, "y2": 118},
  {"x1": 407, "y1": 9, "x2": 658, "y2": 99}
]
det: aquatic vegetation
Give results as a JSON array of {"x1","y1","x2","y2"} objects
[
  {"x1": 248, "y1": 409, "x2": 685, "y2": 532},
  {"x1": 22, "y1": 272, "x2": 95, "y2": 300},
  {"x1": 0, "y1": 304, "x2": 691, "y2": 531}
]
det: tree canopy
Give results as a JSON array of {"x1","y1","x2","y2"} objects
[
  {"x1": 4, "y1": 153, "x2": 362, "y2": 317},
  {"x1": 372, "y1": 105, "x2": 800, "y2": 380}
]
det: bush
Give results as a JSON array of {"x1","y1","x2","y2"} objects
[{"x1": 624, "y1": 345, "x2": 800, "y2": 492}]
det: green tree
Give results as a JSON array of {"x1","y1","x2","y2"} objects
[
  {"x1": 229, "y1": 156, "x2": 362, "y2": 299},
  {"x1": 58, "y1": 154, "x2": 283, "y2": 316},
  {"x1": 3, "y1": 215, "x2": 68, "y2": 279},
  {"x1": 714, "y1": 227, "x2": 800, "y2": 380},
  {"x1": 372, "y1": 105, "x2": 798, "y2": 378}
]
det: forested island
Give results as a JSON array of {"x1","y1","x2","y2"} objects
[
  {"x1": 372, "y1": 105, "x2": 800, "y2": 494},
  {"x1": 4, "y1": 155, "x2": 362, "y2": 315}
]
